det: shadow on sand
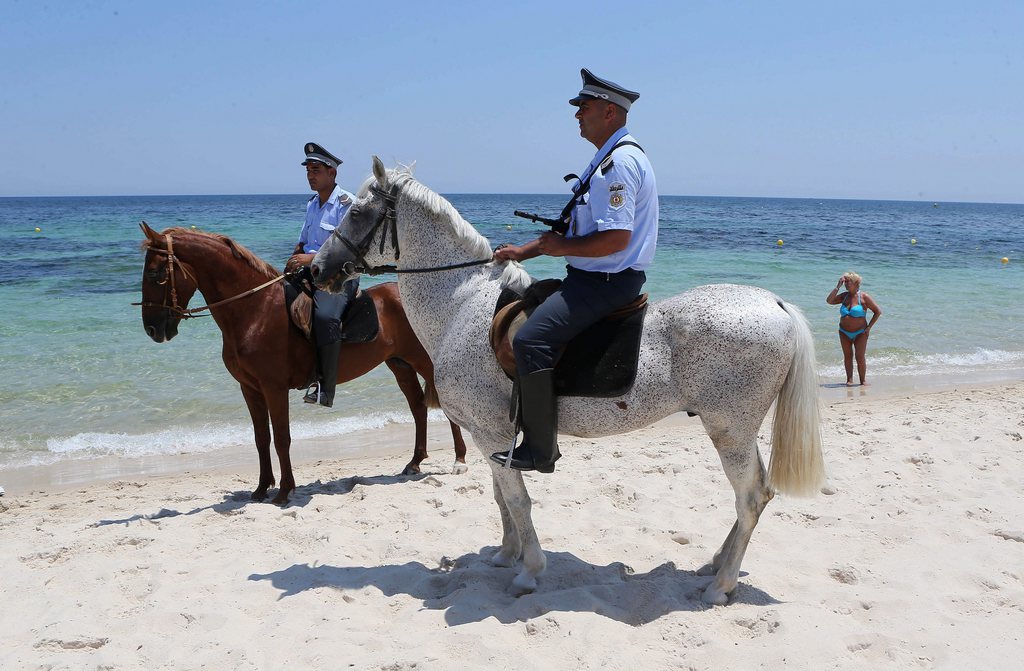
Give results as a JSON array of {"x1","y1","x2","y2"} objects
[
  {"x1": 89, "y1": 470, "x2": 442, "y2": 527},
  {"x1": 248, "y1": 550, "x2": 780, "y2": 626}
]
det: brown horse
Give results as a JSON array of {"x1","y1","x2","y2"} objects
[{"x1": 138, "y1": 222, "x2": 467, "y2": 504}]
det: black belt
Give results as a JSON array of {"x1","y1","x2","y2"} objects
[{"x1": 567, "y1": 265, "x2": 645, "y2": 281}]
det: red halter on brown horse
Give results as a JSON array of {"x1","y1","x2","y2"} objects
[{"x1": 138, "y1": 222, "x2": 467, "y2": 504}]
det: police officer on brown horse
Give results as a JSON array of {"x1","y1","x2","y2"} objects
[
  {"x1": 491, "y1": 69, "x2": 659, "y2": 473},
  {"x1": 285, "y1": 142, "x2": 359, "y2": 407}
]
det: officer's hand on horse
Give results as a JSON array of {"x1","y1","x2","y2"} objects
[{"x1": 493, "y1": 244, "x2": 522, "y2": 262}]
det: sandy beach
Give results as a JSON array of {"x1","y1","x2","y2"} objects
[{"x1": 3, "y1": 381, "x2": 1023, "y2": 670}]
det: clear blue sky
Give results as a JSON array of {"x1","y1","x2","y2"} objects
[{"x1": 1, "y1": 1, "x2": 1021, "y2": 202}]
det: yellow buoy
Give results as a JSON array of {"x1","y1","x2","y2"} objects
[
  {"x1": 34, "y1": 227, "x2": 41, "y2": 232},
  {"x1": 1001, "y1": 257, "x2": 1010, "y2": 264},
  {"x1": 910, "y1": 238, "x2": 916, "y2": 244},
  {"x1": 776, "y1": 239, "x2": 783, "y2": 246}
]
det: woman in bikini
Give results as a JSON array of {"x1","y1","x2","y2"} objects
[{"x1": 826, "y1": 271, "x2": 882, "y2": 386}]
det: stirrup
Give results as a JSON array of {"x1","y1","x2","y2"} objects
[
  {"x1": 303, "y1": 382, "x2": 320, "y2": 404},
  {"x1": 489, "y1": 446, "x2": 556, "y2": 474}
]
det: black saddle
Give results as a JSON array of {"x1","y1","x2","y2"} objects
[
  {"x1": 284, "y1": 279, "x2": 380, "y2": 344},
  {"x1": 490, "y1": 279, "x2": 648, "y2": 398}
]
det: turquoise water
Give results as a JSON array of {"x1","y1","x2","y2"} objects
[{"x1": 1, "y1": 194, "x2": 1021, "y2": 471}]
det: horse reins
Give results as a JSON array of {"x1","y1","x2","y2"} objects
[
  {"x1": 330, "y1": 182, "x2": 493, "y2": 276},
  {"x1": 133, "y1": 233, "x2": 287, "y2": 319}
]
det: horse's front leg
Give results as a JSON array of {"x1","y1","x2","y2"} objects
[
  {"x1": 265, "y1": 388, "x2": 294, "y2": 505},
  {"x1": 239, "y1": 384, "x2": 274, "y2": 501},
  {"x1": 479, "y1": 435, "x2": 545, "y2": 595},
  {"x1": 488, "y1": 466, "x2": 521, "y2": 567}
]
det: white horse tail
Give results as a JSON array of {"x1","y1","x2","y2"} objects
[{"x1": 768, "y1": 300, "x2": 825, "y2": 496}]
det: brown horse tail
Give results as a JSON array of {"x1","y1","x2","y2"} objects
[{"x1": 424, "y1": 378, "x2": 441, "y2": 409}]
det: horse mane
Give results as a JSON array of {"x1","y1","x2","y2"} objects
[
  {"x1": 144, "y1": 227, "x2": 280, "y2": 278},
  {"x1": 360, "y1": 165, "x2": 532, "y2": 293}
]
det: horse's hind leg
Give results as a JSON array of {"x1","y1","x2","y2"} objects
[
  {"x1": 385, "y1": 358, "x2": 430, "y2": 475},
  {"x1": 700, "y1": 423, "x2": 774, "y2": 605},
  {"x1": 447, "y1": 421, "x2": 469, "y2": 475}
]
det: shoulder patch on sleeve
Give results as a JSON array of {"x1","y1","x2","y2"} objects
[
  {"x1": 339, "y1": 193, "x2": 351, "y2": 204},
  {"x1": 609, "y1": 189, "x2": 625, "y2": 209}
]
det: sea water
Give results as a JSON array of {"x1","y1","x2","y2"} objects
[{"x1": 0, "y1": 194, "x2": 1021, "y2": 472}]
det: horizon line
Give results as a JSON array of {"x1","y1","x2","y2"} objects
[{"x1": 1, "y1": 192, "x2": 1022, "y2": 207}]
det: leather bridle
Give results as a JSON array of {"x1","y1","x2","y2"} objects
[
  {"x1": 134, "y1": 233, "x2": 285, "y2": 319},
  {"x1": 135, "y1": 234, "x2": 203, "y2": 319},
  {"x1": 329, "y1": 181, "x2": 492, "y2": 276},
  {"x1": 329, "y1": 182, "x2": 402, "y2": 276}
]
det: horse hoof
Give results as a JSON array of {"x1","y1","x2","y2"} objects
[
  {"x1": 271, "y1": 493, "x2": 290, "y2": 505},
  {"x1": 251, "y1": 490, "x2": 268, "y2": 502},
  {"x1": 700, "y1": 584, "x2": 730, "y2": 606},
  {"x1": 491, "y1": 549, "x2": 517, "y2": 568},
  {"x1": 510, "y1": 573, "x2": 537, "y2": 596},
  {"x1": 451, "y1": 461, "x2": 468, "y2": 475},
  {"x1": 401, "y1": 464, "x2": 421, "y2": 476}
]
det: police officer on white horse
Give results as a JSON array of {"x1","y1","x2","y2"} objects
[
  {"x1": 285, "y1": 142, "x2": 359, "y2": 407},
  {"x1": 491, "y1": 69, "x2": 659, "y2": 473}
]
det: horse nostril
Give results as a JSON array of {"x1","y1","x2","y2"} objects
[
  {"x1": 146, "y1": 325, "x2": 157, "y2": 338},
  {"x1": 310, "y1": 264, "x2": 320, "y2": 278}
]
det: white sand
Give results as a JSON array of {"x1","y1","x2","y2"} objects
[{"x1": 2, "y1": 382, "x2": 1023, "y2": 669}]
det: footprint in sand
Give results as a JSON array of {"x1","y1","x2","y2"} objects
[
  {"x1": 993, "y1": 529, "x2": 1024, "y2": 543},
  {"x1": 34, "y1": 637, "x2": 110, "y2": 650},
  {"x1": 19, "y1": 546, "x2": 72, "y2": 567},
  {"x1": 733, "y1": 610, "x2": 781, "y2": 637},
  {"x1": 828, "y1": 566, "x2": 860, "y2": 584}
]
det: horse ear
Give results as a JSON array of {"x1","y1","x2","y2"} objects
[
  {"x1": 140, "y1": 221, "x2": 160, "y2": 243},
  {"x1": 372, "y1": 155, "x2": 386, "y2": 183}
]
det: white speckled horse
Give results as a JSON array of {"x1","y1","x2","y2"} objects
[{"x1": 312, "y1": 157, "x2": 825, "y2": 604}]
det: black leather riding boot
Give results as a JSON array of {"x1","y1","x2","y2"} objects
[
  {"x1": 490, "y1": 368, "x2": 561, "y2": 473},
  {"x1": 304, "y1": 341, "x2": 341, "y2": 406},
  {"x1": 315, "y1": 341, "x2": 341, "y2": 407}
]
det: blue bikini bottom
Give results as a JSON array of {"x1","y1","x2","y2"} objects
[{"x1": 839, "y1": 327, "x2": 866, "y2": 340}]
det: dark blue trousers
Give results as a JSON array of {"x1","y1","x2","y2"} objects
[
  {"x1": 513, "y1": 266, "x2": 646, "y2": 375},
  {"x1": 312, "y1": 278, "x2": 358, "y2": 344}
]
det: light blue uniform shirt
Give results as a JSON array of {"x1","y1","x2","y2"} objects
[
  {"x1": 565, "y1": 128, "x2": 658, "y2": 273},
  {"x1": 298, "y1": 184, "x2": 355, "y2": 254}
]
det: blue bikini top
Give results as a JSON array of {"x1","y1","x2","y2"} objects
[{"x1": 840, "y1": 293, "x2": 867, "y2": 318}]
